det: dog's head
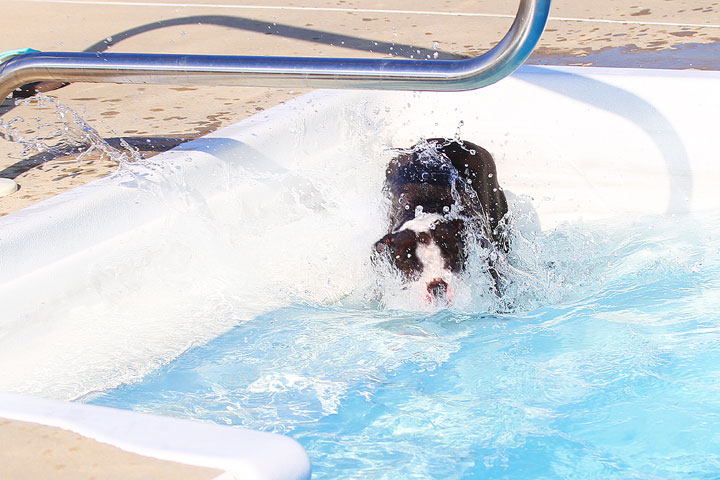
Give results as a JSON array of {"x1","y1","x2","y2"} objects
[{"x1": 374, "y1": 214, "x2": 466, "y2": 303}]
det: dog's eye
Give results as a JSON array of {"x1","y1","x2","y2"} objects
[
  {"x1": 375, "y1": 229, "x2": 423, "y2": 279},
  {"x1": 393, "y1": 246, "x2": 422, "y2": 277}
]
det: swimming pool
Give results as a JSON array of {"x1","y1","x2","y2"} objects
[
  {"x1": 1, "y1": 66, "x2": 719, "y2": 477},
  {"x1": 85, "y1": 211, "x2": 720, "y2": 478}
]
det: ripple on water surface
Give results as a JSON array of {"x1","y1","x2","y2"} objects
[{"x1": 89, "y1": 214, "x2": 720, "y2": 479}]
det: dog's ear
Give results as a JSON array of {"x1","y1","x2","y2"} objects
[{"x1": 374, "y1": 233, "x2": 395, "y2": 253}]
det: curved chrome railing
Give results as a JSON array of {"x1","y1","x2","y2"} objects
[{"x1": 0, "y1": 0, "x2": 549, "y2": 103}]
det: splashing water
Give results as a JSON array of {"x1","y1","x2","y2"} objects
[
  {"x1": 2, "y1": 93, "x2": 720, "y2": 478},
  {"x1": 0, "y1": 96, "x2": 691, "y2": 400},
  {"x1": 0, "y1": 93, "x2": 143, "y2": 167}
]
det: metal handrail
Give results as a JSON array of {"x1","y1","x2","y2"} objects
[{"x1": 0, "y1": 0, "x2": 549, "y2": 103}]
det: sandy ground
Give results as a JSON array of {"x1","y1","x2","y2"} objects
[
  {"x1": 0, "y1": 0, "x2": 719, "y2": 477},
  {"x1": 0, "y1": 418, "x2": 223, "y2": 480}
]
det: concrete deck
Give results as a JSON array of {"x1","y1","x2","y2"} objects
[
  {"x1": 1, "y1": 419, "x2": 223, "y2": 480},
  {"x1": 0, "y1": 0, "x2": 718, "y2": 477}
]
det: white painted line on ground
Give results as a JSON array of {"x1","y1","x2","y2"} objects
[
  {"x1": 12, "y1": 0, "x2": 720, "y2": 29},
  {"x1": 550, "y1": 15, "x2": 720, "y2": 29}
]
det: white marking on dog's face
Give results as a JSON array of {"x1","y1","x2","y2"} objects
[
  {"x1": 395, "y1": 214, "x2": 458, "y2": 302},
  {"x1": 394, "y1": 213, "x2": 444, "y2": 235}
]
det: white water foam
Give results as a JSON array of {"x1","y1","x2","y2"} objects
[{"x1": 0, "y1": 94, "x2": 703, "y2": 402}]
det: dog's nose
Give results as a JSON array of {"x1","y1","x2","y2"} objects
[{"x1": 427, "y1": 279, "x2": 448, "y2": 298}]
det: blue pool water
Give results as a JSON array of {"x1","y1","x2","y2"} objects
[{"x1": 89, "y1": 214, "x2": 720, "y2": 479}]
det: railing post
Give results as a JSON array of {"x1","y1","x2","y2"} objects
[{"x1": 0, "y1": 0, "x2": 550, "y2": 106}]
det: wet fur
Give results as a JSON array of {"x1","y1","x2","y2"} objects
[{"x1": 374, "y1": 138, "x2": 509, "y2": 296}]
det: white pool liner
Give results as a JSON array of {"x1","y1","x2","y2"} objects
[{"x1": 1, "y1": 65, "x2": 719, "y2": 477}]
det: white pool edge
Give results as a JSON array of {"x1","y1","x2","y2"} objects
[{"x1": 0, "y1": 392, "x2": 311, "y2": 480}]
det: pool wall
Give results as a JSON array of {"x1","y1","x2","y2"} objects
[{"x1": 1, "y1": 65, "x2": 719, "y2": 476}]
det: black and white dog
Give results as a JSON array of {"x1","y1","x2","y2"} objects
[{"x1": 374, "y1": 138, "x2": 509, "y2": 303}]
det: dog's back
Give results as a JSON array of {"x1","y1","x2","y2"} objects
[{"x1": 385, "y1": 138, "x2": 508, "y2": 248}]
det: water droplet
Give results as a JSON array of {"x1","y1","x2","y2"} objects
[
  {"x1": 105, "y1": 36, "x2": 113, "y2": 43},
  {"x1": 432, "y1": 41, "x2": 439, "y2": 50}
]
